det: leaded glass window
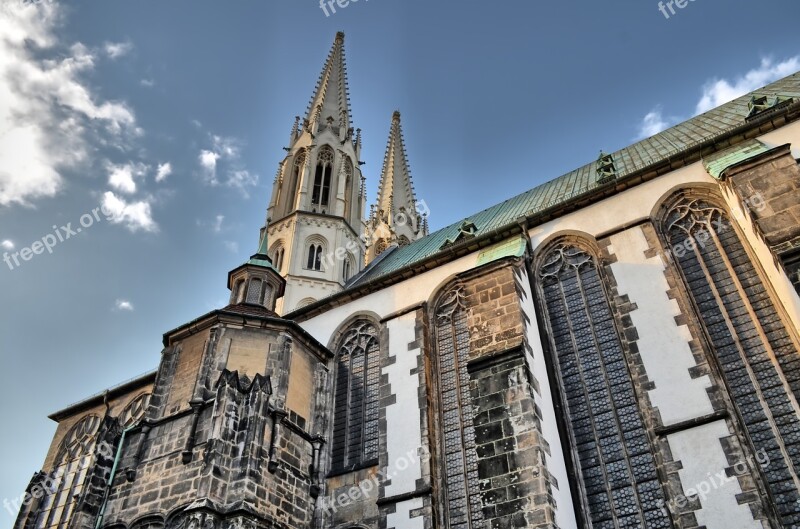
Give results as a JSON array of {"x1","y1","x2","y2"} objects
[
  {"x1": 312, "y1": 146, "x2": 334, "y2": 207},
  {"x1": 34, "y1": 415, "x2": 101, "y2": 529},
  {"x1": 331, "y1": 320, "x2": 381, "y2": 471},
  {"x1": 537, "y1": 242, "x2": 671, "y2": 528},
  {"x1": 246, "y1": 278, "x2": 262, "y2": 304},
  {"x1": 664, "y1": 196, "x2": 800, "y2": 525},
  {"x1": 434, "y1": 286, "x2": 483, "y2": 529}
]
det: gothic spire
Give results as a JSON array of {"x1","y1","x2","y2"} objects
[
  {"x1": 304, "y1": 32, "x2": 352, "y2": 136},
  {"x1": 372, "y1": 111, "x2": 419, "y2": 225}
]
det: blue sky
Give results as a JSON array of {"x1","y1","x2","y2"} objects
[{"x1": 1, "y1": 0, "x2": 799, "y2": 513}]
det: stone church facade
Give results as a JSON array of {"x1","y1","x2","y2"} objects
[{"x1": 15, "y1": 33, "x2": 800, "y2": 529}]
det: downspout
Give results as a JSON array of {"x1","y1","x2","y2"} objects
[{"x1": 94, "y1": 425, "x2": 136, "y2": 529}]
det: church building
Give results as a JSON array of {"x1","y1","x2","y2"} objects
[{"x1": 15, "y1": 32, "x2": 800, "y2": 529}]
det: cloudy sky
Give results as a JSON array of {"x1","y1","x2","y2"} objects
[{"x1": 1, "y1": 0, "x2": 799, "y2": 511}]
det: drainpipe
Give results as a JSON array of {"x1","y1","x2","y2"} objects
[{"x1": 94, "y1": 425, "x2": 136, "y2": 529}]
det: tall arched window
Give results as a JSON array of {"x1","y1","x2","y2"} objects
[
  {"x1": 662, "y1": 194, "x2": 800, "y2": 525},
  {"x1": 433, "y1": 286, "x2": 483, "y2": 529},
  {"x1": 34, "y1": 415, "x2": 101, "y2": 529},
  {"x1": 271, "y1": 245, "x2": 285, "y2": 273},
  {"x1": 536, "y1": 241, "x2": 671, "y2": 528},
  {"x1": 342, "y1": 254, "x2": 354, "y2": 282},
  {"x1": 343, "y1": 157, "x2": 354, "y2": 221},
  {"x1": 306, "y1": 244, "x2": 323, "y2": 271},
  {"x1": 331, "y1": 320, "x2": 381, "y2": 471},
  {"x1": 282, "y1": 151, "x2": 305, "y2": 215},
  {"x1": 312, "y1": 147, "x2": 334, "y2": 208}
]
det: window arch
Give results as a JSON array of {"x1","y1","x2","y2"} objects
[
  {"x1": 331, "y1": 320, "x2": 381, "y2": 471},
  {"x1": 296, "y1": 297, "x2": 317, "y2": 310},
  {"x1": 374, "y1": 239, "x2": 388, "y2": 256},
  {"x1": 535, "y1": 240, "x2": 671, "y2": 528},
  {"x1": 306, "y1": 244, "x2": 323, "y2": 271},
  {"x1": 270, "y1": 243, "x2": 285, "y2": 273},
  {"x1": 312, "y1": 146, "x2": 334, "y2": 209},
  {"x1": 281, "y1": 151, "x2": 305, "y2": 215},
  {"x1": 343, "y1": 157, "x2": 354, "y2": 221},
  {"x1": 232, "y1": 279, "x2": 245, "y2": 304},
  {"x1": 432, "y1": 285, "x2": 483, "y2": 529},
  {"x1": 660, "y1": 193, "x2": 800, "y2": 525},
  {"x1": 34, "y1": 415, "x2": 102, "y2": 529},
  {"x1": 342, "y1": 253, "x2": 355, "y2": 282},
  {"x1": 397, "y1": 235, "x2": 411, "y2": 247}
]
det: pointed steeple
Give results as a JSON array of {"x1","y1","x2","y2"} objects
[
  {"x1": 304, "y1": 32, "x2": 352, "y2": 139},
  {"x1": 365, "y1": 111, "x2": 427, "y2": 264}
]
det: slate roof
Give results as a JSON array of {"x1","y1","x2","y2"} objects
[{"x1": 350, "y1": 72, "x2": 800, "y2": 287}]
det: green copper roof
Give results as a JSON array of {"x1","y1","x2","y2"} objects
[
  {"x1": 350, "y1": 72, "x2": 800, "y2": 288},
  {"x1": 702, "y1": 139, "x2": 771, "y2": 180},
  {"x1": 248, "y1": 230, "x2": 278, "y2": 271}
]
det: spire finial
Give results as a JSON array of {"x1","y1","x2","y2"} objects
[{"x1": 336, "y1": 31, "x2": 345, "y2": 44}]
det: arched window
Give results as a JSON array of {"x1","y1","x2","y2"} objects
[
  {"x1": 271, "y1": 245, "x2": 285, "y2": 273},
  {"x1": 246, "y1": 278, "x2": 263, "y2": 304},
  {"x1": 433, "y1": 286, "x2": 483, "y2": 529},
  {"x1": 306, "y1": 244, "x2": 323, "y2": 271},
  {"x1": 342, "y1": 254, "x2": 354, "y2": 282},
  {"x1": 282, "y1": 151, "x2": 305, "y2": 215},
  {"x1": 312, "y1": 147, "x2": 334, "y2": 208},
  {"x1": 232, "y1": 279, "x2": 245, "y2": 304},
  {"x1": 397, "y1": 235, "x2": 411, "y2": 247},
  {"x1": 536, "y1": 241, "x2": 671, "y2": 527},
  {"x1": 34, "y1": 415, "x2": 101, "y2": 529},
  {"x1": 296, "y1": 298, "x2": 317, "y2": 310},
  {"x1": 331, "y1": 320, "x2": 381, "y2": 471},
  {"x1": 343, "y1": 157, "x2": 354, "y2": 221},
  {"x1": 662, "y1": 194, "x2": 800, "y2": 525},
  {"x1": 374, "y1": 239, "x2": 388, "y2": 256}
]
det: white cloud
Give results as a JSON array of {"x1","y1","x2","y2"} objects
[
  {"x1": 107, "y1": 162, "x2": 147, "y2": 194},
  {"x1": 212, "y1": 214, "x2": 225, "y2": 233},
  {"x1": 197, "y1": 135, "x2": 258, "y2": 194},
  {"x1": 636, "y1": 106, "x2": 673, "y2": 139},
  {"x1": 695, "y1": 56, "x2": 800, "y2": 115},
  {"x1": 199, "y1": 150, "x2": 220, "y2": 180},
  {"x1": 1, "y1": 240, "x2": 14, "y2": 250},
  {"x1": 104, "y1": 41, "x2": 133, "y2": 59},
  {"x1": 224, "y1": 241, "x2": 239, "y2": 253},
  {"x1": 140, "y1": 78, "x2": 155, "y2": 88},
  {"x1": 114, "y1": 299, "x2": 134, "y2": 311},
  {"x1": 636, "y1": 56, "x2": 800, "y2": 141},
  {"x1": 101, "y1": 191, "x2": 158, "y2": 233},
  {"x1": 155, "y1": 162, "x2": 172, "y2": 183},
  {"x1": 0, "y1": 4, "x2": 138, "y2": 207}
]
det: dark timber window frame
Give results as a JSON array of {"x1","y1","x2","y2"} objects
[
  {"x1": 330, "y1": 320, "x2": 381, "y2": 473},
  {"x1": 533, "y1": 239, "x2": 673, "y2": 529}
]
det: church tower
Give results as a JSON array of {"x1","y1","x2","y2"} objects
[
  {"x1": 365, "y1": 111, "x2": 428, "y2": 264},
  {"x1": 265, "y1": 32, "x2": 367, "y2": 314}
]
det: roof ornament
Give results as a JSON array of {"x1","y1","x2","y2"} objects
[{"x1": 596, "y1": 150, "x2": 617, "y2": 184}]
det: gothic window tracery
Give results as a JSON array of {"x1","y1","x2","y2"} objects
[
  {"x1": 34, "y1": 415, "x2": 101, "y2": 529},
  {"x1": 663, "y1": 195, "x2": 800, "y2": 525},
  {"x1": 331, "y1": 320, "x2": 381, "y2": 471},
  {"x1": 312, "y1": 146, "x2": 334, "y2": 208},
  {"x1": 433, "y1": 286, "x2": 483, "y2": 529},
  {"x1": 536, "y1": 242, "x2": 671, "y2": 528},
  {"x1": 119, "y1": 393, "x2": 151, "y2": 429},
  {"x1": 282, "y1": 151, "x2": 305, "y2": 215}
]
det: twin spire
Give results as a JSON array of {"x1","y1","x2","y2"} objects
[{"x1": 302, "y1": 31, "x2": 352, "y2": 140}]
